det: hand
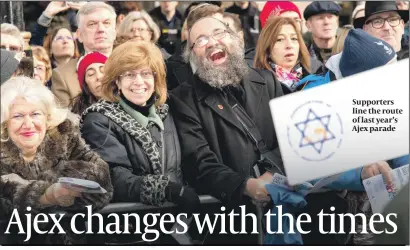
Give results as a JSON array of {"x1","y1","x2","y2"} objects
[
  {"x1": 66, "y1": 1, "x2": 88, "y2": 11},
  {"x1": 42, "y1": 183, "x2": 82, "y2": 207},
  {"x1": 44, "y1": 1, "x2": 70, "y2": 18},
  {"x1": 259, "y1": 171, "x2": 273, "y2": 183},
  {"x1": 244, "y1": 178, "x2": 271, "y2": 202},
  {"x1": 1, "y1": 173, "x2": 30, "y2": 186},
  {"x1": 361, "y1": 161, "x2": 393, "y2": 186}
]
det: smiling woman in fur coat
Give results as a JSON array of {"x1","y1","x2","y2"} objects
[{"x1": 0, "y1": 77, "x2": 113, "y2": 244}]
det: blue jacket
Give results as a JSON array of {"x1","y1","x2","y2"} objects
[
  {"x1": 390, "y1": 155, "x2": 409, "y2": 169},
  {"x1": 297, "y1": 71, "x2": 331, "y2": 90}
]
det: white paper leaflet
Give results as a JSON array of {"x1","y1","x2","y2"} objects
[{"x1": 363, "y1": 165, "x2": 409, "y2": 213}]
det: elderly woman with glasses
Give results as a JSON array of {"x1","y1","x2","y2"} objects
[
  {"x1": 115, "y1": 11, "x2": 171, "y2": 59},
  {"x1": 0, "y1": 77, "x2": 113, "y2": 243},
  {"x1": 80, "y1": 41, "x2": 200, "y2": 213}
]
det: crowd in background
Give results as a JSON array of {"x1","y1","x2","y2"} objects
[{"x1": 0, "y1": 1, "x2": 409, "y2": 246}]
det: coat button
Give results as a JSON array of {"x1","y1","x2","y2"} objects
[{"x1": 156, "y1": 141, "x2": 163, "y2": 148}]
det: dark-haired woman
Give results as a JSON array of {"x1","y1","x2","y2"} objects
[{"x1": 71, "y1": 52, "x2": 107, "y2": 116}]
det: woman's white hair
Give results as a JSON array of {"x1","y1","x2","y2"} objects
[
  {"x1": 1, "y1": 77, "x2": 69, "y2": 141},
  {"x1": 118, "y1": 10, "x2": 161, "y2": 43}
]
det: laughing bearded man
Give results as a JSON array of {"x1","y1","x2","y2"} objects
[{"x1": 169, "y1": 17, "x2": 284, "y2": 244}]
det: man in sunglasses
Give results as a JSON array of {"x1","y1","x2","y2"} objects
[{"x1": 354, "y1": 1, "x2": 409, "y2": 60}]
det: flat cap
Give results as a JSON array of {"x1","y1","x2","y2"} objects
[{"x1": 303, "y1": 1, "x2": 341, "y2": 20}]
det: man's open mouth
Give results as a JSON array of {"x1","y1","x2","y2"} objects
[{"x1": 207, "y1": 49, "x2": 227, "y2": 64}]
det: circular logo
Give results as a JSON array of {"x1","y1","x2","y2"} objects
[{"x1": 287, "y1": 100, "x2": 343, "y2": 161}]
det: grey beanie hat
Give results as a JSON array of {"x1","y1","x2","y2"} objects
[{"x1": 1, "y1": 49, "x2": 21, "y2": 85}]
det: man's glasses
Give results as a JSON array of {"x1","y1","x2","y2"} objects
[
  {"x1": 119, "y1": 70, "x2": 155, "y2": 82},
  {"x1": 365, "y1": 16, "x2": 402, "y2": 29},
  {"x1": 191, "y1": 29, "x2": 229, "y2": 49}
]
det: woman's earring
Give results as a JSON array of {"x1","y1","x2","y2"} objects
[{"x1": 1, "y1": 129, "x2": 9, "y2": 141}]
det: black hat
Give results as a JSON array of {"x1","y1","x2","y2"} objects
[
  {"x1": 1, "y1": 49, "x2": 21, "y2": 85},
  {"x1": 353, "y1": 1, "x2": 409, "y2": 29},
  {"x1": 303, "y1": 1, "x2": 341, "y2": 20}
]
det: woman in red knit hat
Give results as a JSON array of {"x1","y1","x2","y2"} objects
[
  {"x1": 259, "y1": 1, "x2": 302, "y2": 30},
  {"x1": 71, "y1": 51, "x2": 107, "y2": 115}
]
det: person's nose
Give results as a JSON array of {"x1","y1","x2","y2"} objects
[
  {"x1": 96, "y1": 71, "x2": 104, "y2": 82},
  {"x1": 284, "y1": 38, "x2": 294, "y2": 49},
  {"x1": 206, "y1": 36, "x2": 218, "y2": 48},
  {"x1": 22, "y1": 115, "x2": 34, "y2": 129},
  {"x1": 381, "y1": 20, "x2": 394, "y2": 31},
  {"x1": 96, "y1": 22, "x2": 106, "y2": 32},
  {"x1": 132, "y1": 74, "x2": 145, "y2": 85}
]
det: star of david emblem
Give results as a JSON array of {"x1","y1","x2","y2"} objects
[{"x1": 294, "y1": 108, "x2": 336, "y2": 154}]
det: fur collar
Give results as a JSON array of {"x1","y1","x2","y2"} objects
[{"x1": 1, "y1": 119, "x2": 77, "y2": 178}]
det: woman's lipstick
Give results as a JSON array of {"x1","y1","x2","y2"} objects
[{"x1": 21, "y1": 132, "x2": 35, "y2": 137}]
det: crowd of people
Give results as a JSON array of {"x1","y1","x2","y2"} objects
[{"x1": 0, "y1": 1, "x2": 409, "y2": 245}]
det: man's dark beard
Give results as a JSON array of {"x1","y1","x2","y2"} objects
[{"x1": 191, "y1": 41, "x2": 248, "y2": 89}]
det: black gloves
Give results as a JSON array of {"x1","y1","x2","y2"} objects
[{"x1": 165, "y1": 182, "x2": 201, "y2": 216}]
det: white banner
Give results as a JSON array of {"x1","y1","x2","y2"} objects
[{"x1": 269, "y1": 59, "x2": 409, "y2": 185}]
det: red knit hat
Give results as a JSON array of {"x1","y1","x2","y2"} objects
[
  {"x1": 260, "y1": 1, "x2": 302, "y2": 28},
  {"x1": 77, "y1": 52, "x2": 107, "y2": 90}
]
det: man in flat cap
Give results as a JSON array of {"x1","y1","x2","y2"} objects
[
  {"x1": 354, "y1": 1, "x2": 409, "y2": 60},
  {"x1": 304, "y1": 1, "x2": 341, "y2": 73}
]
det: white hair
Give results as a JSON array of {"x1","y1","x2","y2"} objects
[
  {"x1": 118, "y1": 10, "x2": 161, "y2": 42},
  {"x1": 76, "y1": 2, "x2": 117, "y2": 28},
  {"x1": 0, "y1": 23, "x2": 24, "y2": 50},
  {"x1": 1, "y1": 77, "x2": 69, "y2": 141}
]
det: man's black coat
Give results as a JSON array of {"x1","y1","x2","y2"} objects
[{"x1": 169, "y1": 67, "x2": 283, "y2": 206}]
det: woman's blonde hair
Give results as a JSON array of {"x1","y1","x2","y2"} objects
[
  {"x1": 254, "y1": 17, "x2": 310, "y2": 73},
  {"x1": 1, "y1": 77, "x2": 68, "y2": 141},
  {"x1": 31, "y1": 46, "x2": 52, "y2": 83},
  {"x1": 332, "y1": 27, "x2": 353, "y2": 56},
  {"x1": 100, "y1": 41, "x2": 167, "y2": 106},
  {"x1": 117, "y1": 11, "x2": 160, "y2": 43}
]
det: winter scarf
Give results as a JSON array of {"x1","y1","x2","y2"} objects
[
  {"x1": 270, "y1": 62, "x2": 303, "y2": 92},
  {"x1": 81, "y1": 100, "x2": 170, "y2": 206}
]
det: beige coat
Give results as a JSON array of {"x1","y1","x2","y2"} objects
[{"x1": 51, "y1": 58, "x2": 81, "y2": 108}]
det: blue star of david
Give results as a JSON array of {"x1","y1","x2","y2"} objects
[{"x1": 294, "y1": 108, "x2": 335, "y2": 154}]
